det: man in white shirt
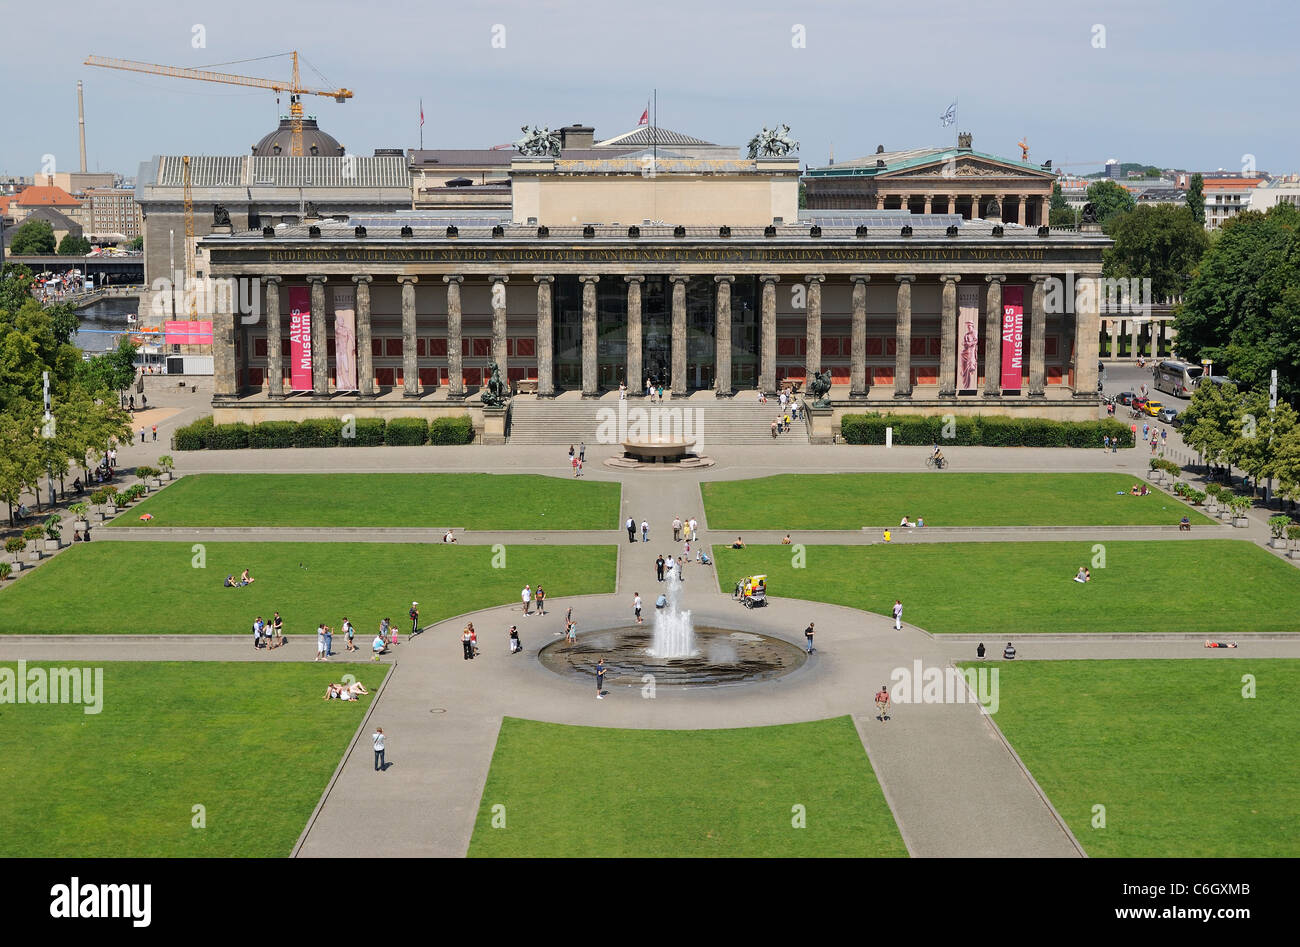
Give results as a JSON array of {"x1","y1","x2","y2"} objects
[
  {"x1": 633, "y1": 593, "x2": 643, "y2": 624},
  {"x1": 640, "y1": 520, "x2": 649, "y2": 542},
  {"x1": 893, "y1": 600, "x2": 903, "y2": 630},
  {"x1": 372, "y1": 728, "x2": 386, "y2": 771},
  {"x1": 688, "y1": 517, "x2": 699, "y2": 541},
  {"x1": 522, "y1": 584, "x2": 533, "y2": 615},
  {"x1": 626, "y1": 517, "x2": 636, "y2": 543},
  {"x1": 672, "y1": 516, "x2": 682, "y2": 542}
]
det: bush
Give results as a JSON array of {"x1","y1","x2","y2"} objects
[
  {"x1": 0, "y1": 562, "x2": 10, "y2": 580},
  {"x1": 5, "y1": 537, "x2": 25, "y2": 556},
  {"x1": 206, "y1": 423, "x2": 250, "y2": 450},
  {"x1": 429, "y1": 415, "x2": 474, "y2": 445},
  {"x1": 839, "y1": 414, "x2": 1135, "y2": 448},
  {"x1": 294, "y1": 417, "x2": 343, "y2": 448},
  {"x1": 22, "y1": 525, "x2": 45, "y2": 542},
  {"x1": 89, "y1": 489, "x2": 107, "y2": 508},
  {"x1": 839, "y1": 414, "x2": 888, "y2": 445},
  {"x1": 157, "y1": 455, "x2": 174, "y2": 472},
  {"x1": 135, "y1": 465, "x2": 157, "y2": 480},
  {"x1": 248, "y1": 421, "x2": 298, "y2": 449},
  {"x1": 1206, "y1": 482, "x2": 1223, "y2": 498},
  {"x1": 1268, "y1": 515, "x2": 1293, "y2": 539},
  {"x1": 384, "y1": 417, "x2": 428, "y2": 446},
  {"x1": 43, "y1": 515, "x2": 61, "y2": 540},
  {"x1": 342, "y1": 417, "x2": 387, "y2": 447},
  {"x1": 174, "y1": 416, "x2": 213, "y2": 451},
  {"x1": 1287, "y1": 525, "x2": 1300, "y2": 543},
  {"x1": 69, "y1": 502, "x2": 89, "y2": 519}
]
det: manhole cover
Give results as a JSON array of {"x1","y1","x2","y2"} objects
[{"x1": 429, "y1": 708, "x2": 446, "y2": 714}]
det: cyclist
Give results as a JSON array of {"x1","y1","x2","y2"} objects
[{"x1": 931, "y1": 447, "x2": 946, "y2": 469}]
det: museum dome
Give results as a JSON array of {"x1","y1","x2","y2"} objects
[{"x1": 252, "y1": 117, "x2": 345, "y2": 157}]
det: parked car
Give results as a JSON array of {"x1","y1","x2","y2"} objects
[
  {"x1": 1143, "y1": 400, "x2": 1165, "y2": 417},
  {"x1": 1117, "y1": 391, "x2": 1138, "y2": 406},
  {"x1": 1157, "y1": 407, "x2": 1178, "y2": 424}
]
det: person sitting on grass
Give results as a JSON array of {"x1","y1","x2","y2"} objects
[
  {"x1": 1179, "y1": 515, "x2": 1191, "y2": 531},
  {"x1": 240, "y1": 568, "x2": 255, "y2": 586},
  {"x1": 1073, "y1": 566, "x2": 1088, "y2": 583},
  {"x1": 731, "y1": 537, "x2": 746, "y2": 549},
  {"x1": 781, "y1": 534, "x2": 792, "y2": 545},
  {"x1": 916, "y1": 517, "x2": 925, "y2": 528},
  {"x1": 443, "y1": 530, "x2": 457, "y2": 543},
  {"x1": 1130, "y1": 484, "x2": 1141, "y2": 496},
  {"x1": 224, "y1": 575, "x2": 237, "y2": 589},
  {"x1": 899, "y1": 516, "x2": 913, "y2": 528},
  {"x1": 1140, "y1": 484, "x2": 1149, "y2": 496}
]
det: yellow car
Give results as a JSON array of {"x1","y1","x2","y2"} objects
[{"x1": 1143, "y1": 400, "x2": 1164, "y2": 417}]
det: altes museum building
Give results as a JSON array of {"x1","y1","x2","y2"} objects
[{"x1": 199, "y1": 127, "x2": 1108, "y2": 434}]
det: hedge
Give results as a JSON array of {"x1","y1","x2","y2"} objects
[
  {"x1": 429, "y1": 416, "x2": 474, "y2": 445},
  {"x1": 175, "y1": 415, "x2": 473, "y2": 449},
  {"x1": 384, "y1": 417, "x2": 428, "y2": 446},
  {"x1": 839, "y1": 414, "x2": 1135, "y2": 448},
  {"x1": 294, "y1": 417, "x2": 343, "y2": 448},
  {"x1": 344, "y1": 417, "x2": 387, "y2": 447}
]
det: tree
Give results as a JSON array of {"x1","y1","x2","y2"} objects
[
  {"x1": 1103, "y1": 205, "x2": 1209, "y2": 301},
  {"x1": 1186, "y1": 173, "x2": 1206, "y2": 226},
  {"x1": 57, "y1": 233, "x2": 91, "y2": 256},
  {"x1": 127, "y1": 236, "x2": 143, "y2": 251},
  {"x1": 0, "y1": 262, "x2": 36, "y2": 313},
  {"x1": 47, "y1": 302, "x2": 79, "y2": 345},
  {"x1": 1180, "y1": 379, "x2": 1240, "y2": 477},
  {"x1": 1173, "y1": 203, "x2": 1300, "y2": 402},
  {"x1": 0, "y1": 405, "x2": 44, "y2": 525},
  {"x1": 1086, "y1": 180, "x2": 1137, "y2": 228},
  {"x1": 77, "y1": 336, "x2": 138, "y2": 397},
  {"x1": 1231, "y1": 389, "x2": 1298, "y2": 493},
  {"x1": 9, "y1": 219, "x2": 56, "y2": 255},
  {"x1": 1048, "y1": 182, "x2": 1074, "y2": 228}
]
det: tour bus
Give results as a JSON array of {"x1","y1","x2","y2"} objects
[{"x1": 1152, "y1": 359, "x2": 1202, "y2": 398}]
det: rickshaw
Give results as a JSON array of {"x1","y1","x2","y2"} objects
[{"x1": 733, "y1": 574, "x2": 768, "y2": 608}]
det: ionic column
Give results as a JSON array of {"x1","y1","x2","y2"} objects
[
  {"x1": 894, "y1": 275, "x2": 915, "y2": 398},
  {"x1": 490, "y1": 275, "x2": 509, "y2": 378},
  {"x1": 947, "y1": 195, "x2": 956, "y2": 215},
  {"x1": 535, "y1": 275, "x2": 554, "y2": 396},
  {"x1": 352, "y1": 275, "x2": 373, "y2": 397},
  {"x1": 308, "y1": 275, "x2": 329, "y2": 398},
  {"x1": 580, "y1": 275, "x2": 599, "y2": 396},
  {"x1": 262, "y1": 275, "x2": 283, "y2": 398},
  {"x1": 1017, "y1": 194, "x2": 1028, "y2": 227},
  {"x1": 397, "y1": 275, "x2": 419, "y2": 398},
  {"x1": 970, "y1": 195, "x2": 981, "y2": 220},
  {"x1": 923, "y1": 194, "x2": 933, "y2": 214},
  {"x1": 1040, "y1": 197, "x2": 1051, "y2": 227},
  {"x1": 805, "y1": 275, "x2": 825, "y2": 378},
  {"x1": 443, "y1": 275, "x2": 464, "y2": 399},
  {"x1": 670, "y1": 275, "x2": 688, "y2": 396},
  {"x1": 714, "y1": 275, "x2": 734, "y2": 396},
  {"x1": 850, "y1": 275, "x2": 870, "y2": 397},
  {"x1": 938, "y1": 275, "x2": 960, "y2": 397},
  {"x1": 1028, "y1": 275, "x2": 1047, "y2": 397},
  {"x1": 875, "y1": 195, "x2": 885, "y2": 210},
  {"x1": 898, "y1": 194, "x2": 911, "y2": 213},
  {"x1": 1075, "y1": 272, "x2": 1101, "y2": 398},
  {"x1": 625, "y1": 276, "x2": 644, "y2": 395},
  {"x1": 1130, "y1": 319, "x2": 1139, "y2": 361},
  {"x1": 759, "y1": 275, "x2": 779, "y2": 394},
  {"x1": 983, "y1": 275, "x2": 1006, "y2": 396}
]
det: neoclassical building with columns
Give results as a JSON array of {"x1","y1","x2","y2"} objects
[{"x1": 202, "y1": 139, "x2": 1108, "y2": 431}]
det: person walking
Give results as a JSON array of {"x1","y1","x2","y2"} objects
[
  {"x1": 522, "y1": 584, "x2": 533, "y2": 615},
  {"x1": 151, "y1": 424, "x2": 157, "y2": 442},
  {"x1": 409, "y1": 601, "x2": 420, "y2": 639},
  {"x1": 626, "y1": 517, "x2": 637, "y2": 543},
  {"x1": 535, "y1": 585, "x2": 546, "y2": 616},
  {"x1": 689, "y1": 517, "x2": 699, "y2": 543},
  {"x1": 272, "y1": 611, "x2": 283, "y2": 649},
  {"x1": 641, "y1": 519, "x2": 649, "y2": 542},
  {"x1": 579, "y1": 442, "x2": 586, "y2": 463},
  {"x1": 569, "y1": 444, "x2": 575, "y2": 465},
  {"x1": 893, "y1": 599, "x2": 903, "y2": 630},
  {"x1": 672, "y1": 516, "x2": 682, "y2": 542},
  {"x1": 633, "y1": 592, "x2": 643, "y2": 624},
  {"x1": 461, "y1": 625, "x2": 474, "y2": 660},
  {"x1": 315, "y1": 624, "x2": 327, "y2": 662},
  {"x1": 344, "y1": 617, "x2": 356, "y2": 652},
  {"x1": 139, "y1": 427, "x2": 146, "y2": 443},
  {"x1": 1103, "y1": 435, "x2": 1110, "y2": 451},
  {"x1": 372, "y1": 728, "x2": 386, "y2": 772},
  {"x1": 323, "y1": 623, "x2": 334, "y2": 657},
  {"x1": 595, "y1": 657, "x2": 606, "y2": 699},
  {"x1": 676, "y1": 557, "x2": 685, "y2": 581},
  {"x1": 656, "y1": 554, "x2": 666, "y2": 582},
  {"x1": 804, "y1": 622, "x2": 815, "y2": 654},
  {"x1": 509, "y1": 624, "x2": 521, "y2": 654}
]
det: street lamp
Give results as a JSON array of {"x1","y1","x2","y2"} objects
[{"x1": 41, "y1": 371, "x2": 56, "y2": 507}]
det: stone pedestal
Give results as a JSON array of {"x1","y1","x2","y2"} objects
[
  {"x1": 481, "y1": 406, "x2": 507, "y2": 446},
  {"x1": 808, "y1": 405, "x2": 835, "y2": 445}
]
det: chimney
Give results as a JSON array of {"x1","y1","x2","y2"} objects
[{"x1": 559, "y1": 124, "x2": 595, "y2": 151}]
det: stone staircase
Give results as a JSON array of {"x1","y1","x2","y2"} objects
[{"x1": 507, "y1": 393, "x2": 809, "y2": 447}]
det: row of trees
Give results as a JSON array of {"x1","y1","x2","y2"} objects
[
  {"x1": 6, "y1": 219, "x2": 92, "y2": 255},
  {"x1": 1179, "y1": 379, "x2": 1300, "y2": 504},
  {"x1": 0, "y1": 262, "x2": 135, "y2": 524}
]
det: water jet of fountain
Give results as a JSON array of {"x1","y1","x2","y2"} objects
[{"x1": 648, "y1": 568, "x2": 696, "y2": 657}]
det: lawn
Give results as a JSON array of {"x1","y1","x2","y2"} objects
[
  {"x1": 0, "y1": 661, "x2": 387, "y2": 857},
  {"x1": 111, "y1": 473, "x2": 621, "y2": 529},
  {"x1": 964, "y1": 659, "x2": 1300, "y2": 857},
  {"x1": 468, "y1": 716, "x2": 906, "y2": 857},
  {"x1": 0, "y1": 542, "x2": 616, "y2": 635},
  {"x1": 701, "y1": 473, "x2": 1211, "y2": 529},
  {"x1": 711, "y1": 540, "x2": 1300, "y2": 635}
]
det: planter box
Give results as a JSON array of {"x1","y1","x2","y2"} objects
[
  {"x1": 1147, "y1": 470, "x2": 1163, "y2": 482},
  {"x1": 74, "y1": 520, "x2": 88, "y2": 532},
  {"x1": 26, "y1": 548, "x2": 42, "y2": 562},
  {"x1": 1232, "y1": 516, "x2": 1250, "y2": 528},
  {"x1": 1289, "y1": 547, "x2": 1299, "y2": 559},
  {"x1": 43, "y1": 538, "x2": 61, "y2": 552},
  {"x1": 1269, "y1": 537, "x2": 1287, "y2": 549},
  {"x1": 7, "y1": 561, "x2": 21, "y2": 574}
]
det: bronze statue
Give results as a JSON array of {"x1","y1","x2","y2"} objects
[
  {"x1": 212, "y1": 205, "x2": 231, "y2": 226},
  {"x1": 1081, "y1": 203, "x2": 1099, "y2": 225},
  {"x1": 808, "y1": 369, "x2": 832, "y2": 407},
  {"x1": 747, "y1": 124, "x2": 800, "y2": 159},
  {"x1": 482, "y1": 361, "x2": 508, "y2": 407}
]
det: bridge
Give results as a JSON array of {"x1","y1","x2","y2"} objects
[
  {"x1": 60, "y1": 285, "x2": 147, "y2": 309},
  {"x1": 6, "y1": 254, "x2": 145, "y2": 284}
]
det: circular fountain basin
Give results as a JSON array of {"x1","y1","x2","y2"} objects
[
  {"x1": 620, "y1": 439, "x2": 695, "y2": 463},
  {"x1": 538, "y1": 624, "x2": 807, "y2": 687}
]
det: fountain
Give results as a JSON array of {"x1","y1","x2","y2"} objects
[{"x1": 648, "y1": 570, "x2": 696, "y2": 657}]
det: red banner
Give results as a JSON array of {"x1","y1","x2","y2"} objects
[
  {"x1": 163, "y1": 321, "x2": 213, "y2": 345},
  {"x1": 289, "y1": 287, "x2": 312, "y2": 391},
  {"x1": 1000, "y1": 285, "x2": 1024, "y2": 390}
]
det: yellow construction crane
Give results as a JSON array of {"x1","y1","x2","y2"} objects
[
  {"x1": 182, "y1": 155, "x2": 196, "y2": 316},
  {"x1": 85, "y1": 52, "x2": 352, "y2": 157}
]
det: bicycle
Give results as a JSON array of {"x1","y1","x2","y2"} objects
[{"x1": 924, "y1": 455, "x2": 948, "y2": 470}]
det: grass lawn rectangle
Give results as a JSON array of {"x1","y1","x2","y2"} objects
[
  {"x1": 701, "y1": 473, "x2": 1212, "y2": 529},
  {"x1": 0, "y1": 543, "x2": 615, "y2": 635},
  {"x1": 964, "y1": 659, "x2": 1300, "y2": 857},
  {"x1": 0, "y1": 661, "x2": 387, "y2": 857},
  {"x1": 468, "y1": 715, "x2": 907, "y2": 857},
  {"x1": 112, "y1": 473, "x2": 620, "y2": 529},
  {"x1": 711, "y1": 540, "x2": 1300, "y2": 635}
]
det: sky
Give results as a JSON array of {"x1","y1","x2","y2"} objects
[{"x1": 3, "y1": 0, "x2": 1296, "y2": 180}]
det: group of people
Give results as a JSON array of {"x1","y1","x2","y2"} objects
[
  {"x1": 519, "y1": 584, "x2": 547, "y2": 616},
  {"x1": 974, "y1": 642, "x2": 1017, "y2": 660},
  {"x1": 224, "y1": 568, "x2": 256, "y2": 588},
  {"x1": 568, "y1": 442, "x2": 586, "y2": 477},
  {"x1": 252, "y1": 612, "x2": 284, "y2": 650},
  {"x1": 768, "y1": 388, "x2": 802, "y2": 437},
  {"x1": 323, "y1": 680, "x2": 370, "y2": 701},
  {"x1": 897, "y1": 516, "x2": 925, "y2": 528}
]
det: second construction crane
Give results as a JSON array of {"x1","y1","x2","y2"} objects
[{"x1": 85, "y1": 51, "x2": 352, "y2": 157}]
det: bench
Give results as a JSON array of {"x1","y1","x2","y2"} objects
[{"x1": 513, "y1": 379, "x2": 538, "y2": 395}]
